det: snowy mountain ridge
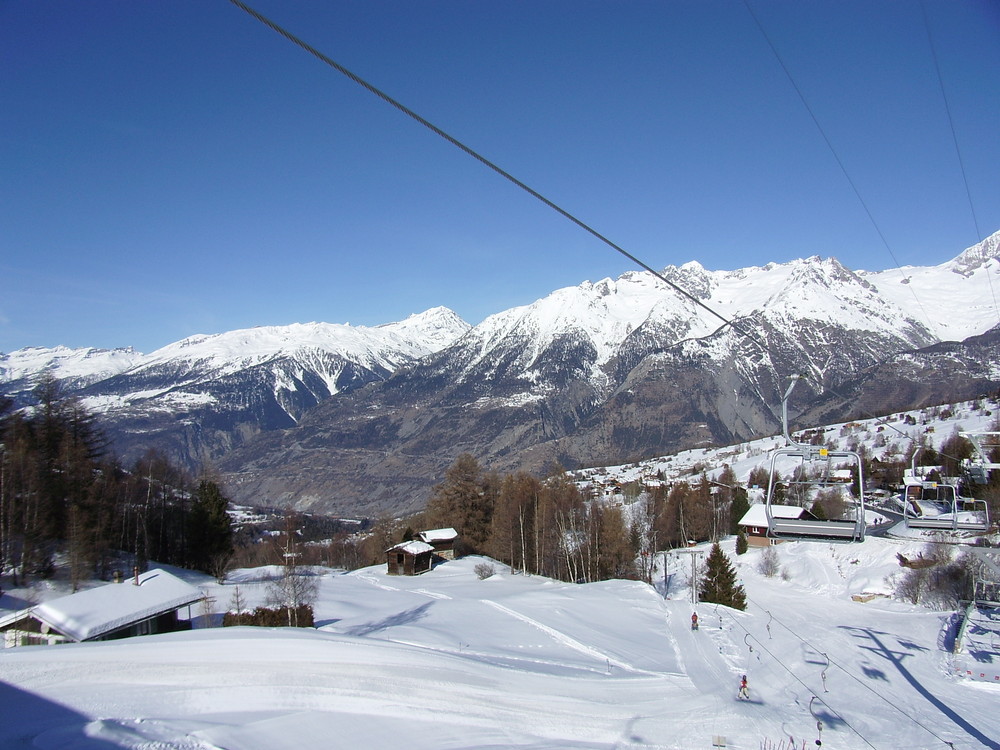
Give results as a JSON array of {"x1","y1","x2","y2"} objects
[
  {"x1": 458, "y1": 231, "x2": 1000, "y2": 388},
  {"x1": 3, "y1": 232, "x2": 1000, "y2": 511},
  {"x1": 859, "y1": 231, "x2": 1000, "y2": 341},
  {"x1": 1, "y1": 307, "x2": 469, "y2": 395},
  {"x1": 130, "y1": 307, "x2": 470, "y2": 391},
  {"x1": 0, "y1": 345, "x2": 144, "y2": 391}
]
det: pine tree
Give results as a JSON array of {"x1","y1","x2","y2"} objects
[
  {"x1": 698, "y1": 542, "x2": 746, "y2": 610},
  {"x1": 186, "y1": 480, "x2": 233, "y2": 573},
  {"x1": 735, "y1": 531, "x2": 748, "y2": 555},
  {"x1": 424, "y1": 453, "x2": 493, "y2": 555}
]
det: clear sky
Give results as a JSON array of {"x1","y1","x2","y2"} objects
[{"x1": 2, "y1": 0, "x2": 998, "y2": 354}]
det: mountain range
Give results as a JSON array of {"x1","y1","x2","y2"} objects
[{"x1": 3, "y1": 231, "x2": 999, "y2": 517}]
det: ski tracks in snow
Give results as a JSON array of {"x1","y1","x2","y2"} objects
[{"x1": 480, "y1": 599, "x2": 650, "y2": 675}]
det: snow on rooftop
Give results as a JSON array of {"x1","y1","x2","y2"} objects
[
  {"x1": 31, "y1": 568, "x2": 202, "y2": 642},
  {"x1": 388, "y1": 541, "x2": 435, "y2": 555},
  {"x1": 738, "y1": 504, "x2": 807, "y2": 527},
  {"x1": 418, "y1": 527, "x2": 458, "y2": 543}
]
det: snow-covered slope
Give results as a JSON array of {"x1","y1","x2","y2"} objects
[
  {"x1": 574, "y1": 396, "x2": 998, "y2": 492},
  {"x1": 0, "y1": 345, "x2": 142, "y2": 393},
  {"x1": 861, "y1": 231, "x2": 1000, "y2": 341},
  {"x1": 1, "y1": 550, "x2": 997, "y2": 749}
]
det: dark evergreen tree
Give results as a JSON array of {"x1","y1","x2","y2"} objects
[
  {"x1": 186, "y1": 480, "x2": 233, "y2": 573},
  {"x1": 735, "y1": 531, "x2": 748, "y2": 555},
  {"x1": 698, "y1": 542, "x2": 746, "y2": 610},
  {"x1": 729, "y1": 486, "x2": 750, "y2": 535}
]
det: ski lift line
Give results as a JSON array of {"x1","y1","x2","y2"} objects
[
  {"x1": 764, "y1": 378, "x2": 868, "y2": 542},
  {"x1": 920, "y1": 0, "x2": 985, "y2": 247},
  {"x1": 902, "y1": 447, "x2": 991, "y2": 533},
  {"x1": 743, "y1": 596, "x2": 958, "y2": 749},
  {"x1": 779, "y1": 373, "x2": 971, "y2": 472},
  {"x1": 919, "y1": 0, "x2": 999, "y2": 330},
  {"x1": 229, "y1": 0, "x2": 979, "y2": 465},
  {"x1": 740, "y1": 0, "x2": 936, "y2": 335},
  {"x1": 720, "y1": 608, "x2": 879, "y2": 750},
  {"x1": 224, "y1": 0, "x2": 769, "y2": 355}
]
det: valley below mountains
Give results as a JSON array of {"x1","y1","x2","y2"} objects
[{"x1": 4, "y1": 232, "x2": 1000, "y2": 517}]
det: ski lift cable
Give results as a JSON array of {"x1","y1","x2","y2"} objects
[
  {"x1": 224, "y1": 0, "x2": 769, "y2": 356},
  {"x1": 919, "y1": 0, "x2": 999, "y2": 328},
  {"x1": 779, "y1": 372, "x2": 971, "y2": 471},
  {"x1": 227, "y1": 0, "x2": 977, "y2": 470},
  {"x1": 743, "y1": 596, "x2": 959, "y2": 748},
  {"x1": 740, "y1": 0, "x2": 937, "y2": 336},
  {"x1": 721, "y1": 609, "x2": 879, "y2": 749}
]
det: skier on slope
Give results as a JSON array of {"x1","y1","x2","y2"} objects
[
  {"x1": 738, "y1": 674, "x2": 750, "y2": 700},
  {"x1": 691, "y1": 612, "x2": 698, "y2": 630}
]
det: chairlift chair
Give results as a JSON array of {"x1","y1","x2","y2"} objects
[
  {"x1": 763, "y1": 377, "x2": 866, "y2": 543},
  {"x1": 902, "y1": 451, "x2": 990, "y2": 533}
]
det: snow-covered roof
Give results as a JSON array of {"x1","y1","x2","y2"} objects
[
  {"x1": 418, "y1": 528, "x2": 458, "y2": 543},
  {"x1": 0, "y1": 607, "x2": 33, "y2": 630},
  {"x1": 31, "y1": 569, "x2": 202, "y2": 642},
  {"x1": 738, "y1": 504, "x2": 807, "y2": 528},
  {"x1": 388, "y1": 541, "x2": 435, "y2": 555}
]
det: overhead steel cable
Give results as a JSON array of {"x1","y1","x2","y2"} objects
[
  {"x1": 224, "y1": 0, "x2": 769, "y2": 355},
  {"x1": 720, "y1": 607, "x2": 879, "y2": 749},
  {"x1": 920, "y1": 0, "x2": 984, "y2": 245},
  {"x1": 226, "y1": 0, "x2": 972, "y2": 466},
  {"x1": 741, "y1": 595, "x2": 978, "y2": 749},
  {"x1": 919, "y1": 0, "x2": 999, "y2": 329},
  {"x1": 740, "y1": 0, "x2": 936, "y2": 337}
]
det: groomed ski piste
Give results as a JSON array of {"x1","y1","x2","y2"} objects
[{"x1": 2, "y1": 535, "x2": 999, "y2": 750}]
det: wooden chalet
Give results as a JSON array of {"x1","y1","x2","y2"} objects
[
  {"x1": 737, "y1": 504, "x2": 816, "y2": 547},
  {"x1": 417, "y1": 527, "x2": 459, "y2": 559},
  {"x1": 386, "y1": 540, "x2": 435, "y2": 576},
  {"x1": 0, "y1": 568, "x2": 201, "y2": 648}
]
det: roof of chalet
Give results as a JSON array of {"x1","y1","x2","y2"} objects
[
  {"x1": 417, "y1": 528, "x2": 458, "y2": 543},
  {"x1": 738, "y1": 504, "x2": 808, "y2": 528},
  {"x1": 29, "y1": 568, "x2": 202, "y2": 642},
  {"x1": 0, "y1": 607, "x2": 32, "y2": 630},
  {"x1": 387, "y1": 541, "x2": 435, "y2": 555}
]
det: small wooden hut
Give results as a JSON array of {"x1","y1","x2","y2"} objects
[
  {"x1": 417, "y1": 527, "x2": 459, "y2": 559},
  {"x1": 386, "y1": 540, "x2": 434, "y2": 576},
  {"x1": 1, "y1": 568, "x2": 201, "y2": 648}
]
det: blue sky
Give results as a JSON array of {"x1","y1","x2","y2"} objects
[{"x1": 2, "y1": 0, "x2": 998, "y2": 354}]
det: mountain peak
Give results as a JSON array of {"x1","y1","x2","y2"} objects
[{"x1": 948, "y1": 230, "x2": 1000, "y2": 277}]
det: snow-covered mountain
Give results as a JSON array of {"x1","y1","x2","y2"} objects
[
  {"x1": 860, "y1": 230, "x2": 1000, "y2": 342},
  {"x1": 0, "y1": 308, "x2": 470, "y2": 470},
  {"x1": 0, "y1": 345, "x2": 143, "y2": 396},
  {"x1": 4, "y1": 233, "x2": 1000, "y2": 515},
  {"x1": 214, "y1": 233, "x2": 1000, "y2": 516}
]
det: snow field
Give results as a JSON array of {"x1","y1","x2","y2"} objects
[{"x1": 1, "y1": 545, "x2": 998, "y2": 749}]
